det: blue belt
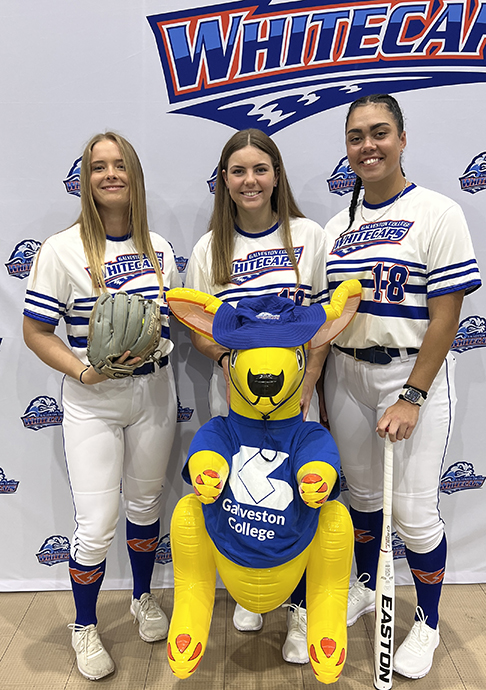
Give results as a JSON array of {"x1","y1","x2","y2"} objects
[
  {"x1": 133, "y1": 356, "x2": 168, "y2": 376},
  {"x1": 335, "y1": 345, "x2": 419, "y2": 365}
]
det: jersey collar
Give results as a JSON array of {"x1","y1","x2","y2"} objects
[
  {"x1": 362, "y1": 182, "x2": 416, "y2": 210},
  {"x1": 235, "y1": 220, "x2": 280, "y2": 239},
  {"x1": 105, "y1": 232, "x2": 132, "y2": 242}
]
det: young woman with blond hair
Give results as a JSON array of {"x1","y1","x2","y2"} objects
[{"x1": 23, "y1": 132, "x2": 180, "y2": 680}]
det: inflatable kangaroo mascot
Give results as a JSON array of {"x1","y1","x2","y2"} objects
[{"x1": 165, "y1": 280, "x2": 361, "y2": 684}]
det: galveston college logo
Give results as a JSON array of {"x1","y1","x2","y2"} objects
[
  {"x1": 451, "y1": 316, "x2": 486, "y2": 353},
  {"x1": 5, "y1": 240, "x2": 42, "y2": 279},
  {"x1": 147, "y1": 0, "x2": 486, "y2": 134},
  {"x1": 440, "y1": 462, "x2": 486, "y2": 494},
  {"x1": 36, "y1": 536, "x2": 71, "y2": 566},
  {"x1": 63, "y1": 156, "x2": 82, "y2": 197},
  {"x1": 21, "y1": 396, "x2": 63, "y2": 431}
]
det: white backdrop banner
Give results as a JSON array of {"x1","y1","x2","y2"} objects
[{"x1": 1, "y1": 0, "x2": 485, "y2": 591}]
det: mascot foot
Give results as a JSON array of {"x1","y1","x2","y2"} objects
[
  {"x1": 167, "y1": 632, "x2": 205, "y2": 679},
  {"x1": 309, "y1": 636, "x2": 346, "y2": 684}
]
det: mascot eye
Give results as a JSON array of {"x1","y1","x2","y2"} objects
[
  {"x1": 230, "y1": 350, "x2": 238, "y2": 368},
  {"x1": 296, "y1": 348, "x2": 304, "y2": 371}
]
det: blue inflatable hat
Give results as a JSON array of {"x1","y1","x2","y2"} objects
[{"x1": 212, "y1": 294, "x2": 327, "y2": 349}]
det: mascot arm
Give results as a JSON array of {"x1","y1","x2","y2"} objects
[
  {"x1": 188, "y1": 451, "x2": 230, "y2": 505},
  {"x1": 297, "y1": 461, "x2": 338, "y2": 509}
]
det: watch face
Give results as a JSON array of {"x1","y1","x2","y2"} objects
[{"x1": 405, "y1": 388, "x2": 421, "y2": 403}]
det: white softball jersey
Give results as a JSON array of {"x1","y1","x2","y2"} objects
[
  {"x1": 325, "y1": 184, "x2": 481, "y2": 350},
  {"x1": 185, "y1": 217, "x2": 328, "y2": 419},
  {"x1": 23, "y1": 223, "x2": 181, "y2": 360},
  {"x1": 185, "y1": 217, "x2": 329, "y2": 306}
]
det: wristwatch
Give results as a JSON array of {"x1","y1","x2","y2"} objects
[{"x1": 398, "y1": 384, "x2": 427, "y2": 407}]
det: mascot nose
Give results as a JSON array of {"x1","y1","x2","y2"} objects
[{"x1": 248, "y1": 371, "x2": 284, "y2": 398}]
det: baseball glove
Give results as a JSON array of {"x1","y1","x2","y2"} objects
[{"x1": 87, "y1": 292, "x2": 164, "y2": 379}]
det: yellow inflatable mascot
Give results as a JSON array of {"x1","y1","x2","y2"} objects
[{"x1": 165, "y1": 280, "x2": 361, "y2": 684}]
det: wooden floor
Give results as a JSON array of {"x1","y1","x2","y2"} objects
[{"x1": 0, "y1": 584, "x2": 485, "y2": 689}]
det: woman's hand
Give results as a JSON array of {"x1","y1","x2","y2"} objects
[
  {"x1": 376, "y1": 399, "x2": 420, "y2": 442},
  {"x1": 81, "y1": 351, "x2": 141, "y2": 384}
]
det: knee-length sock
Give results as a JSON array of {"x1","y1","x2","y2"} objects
[
  {"x1": 69, "y1": 557, "x2": 106, "y2": 626},
  {"x1": 405, "y1": 534, "x2": 447, "y2": 630},
  {"x1": 126, "y1": 518, "x2": 159, "y2": 600},
  {"x1": 349, "y1": 506, "x2": 383, "y2": 590}
]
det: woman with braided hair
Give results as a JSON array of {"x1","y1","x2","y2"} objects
[
  {"x1": 23, "y1": 132, "x2": 180, "y2": 680},
  {"x1": 321, "y1": 94, "x2": 481, "y2": 678}
]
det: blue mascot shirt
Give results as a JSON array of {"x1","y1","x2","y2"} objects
[{"x1": 182, "y1": 409, "x2": 341, "y2": 569}]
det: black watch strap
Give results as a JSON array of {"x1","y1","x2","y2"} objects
[{"x1": 399, "y1": 385, "x2": 426, "y2": 407}]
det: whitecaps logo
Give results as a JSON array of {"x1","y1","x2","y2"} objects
[
  {"x1": 340, "y1": 468, "x2": 348, "y2": 492},
  {"x1": 207, "y1": 166, "x2": 218, "y2": 194},
  {"x1": 440, "y1": 462, "x2": 486, "y2": 495},
  {"x1": 155, "y1": 533, "x2": 172, "y2": 565},
  {"x1": 147, "y1": 1, "x2": 486, "y2": 134},
  {"x1": 177, "y1": 397, "x2": 194, "y2": 422},
  {"x1": 392, "y1": 532, "x2": 406, "y2": 560},
  {"x1": 327, "y1": 157, "x2": 356, "y2": 196},
  {"x1": 63, "y1": 156, "x2": 82, "y2": 197},
  {"x1": 5, "y1": 240, "x2": 42, "y2": 279},
  {"x1": 21, "y1": 396, "x2": 63, "y2": 431},
  {"x1": 459, "y1": 152, "x2": 486, "y2": 194},
  {"x1": 36, "y1": 535, "x2": 71, "y2": 566},
  {"x1": 0, "y1": 467, "x2": 19, "y2": 494},
  {"x1": 451, "y1": 316, "x2": 486, "y2": 353},
  {"x1": 168, "y1": 241, "x2": 188, "y2": 273}
]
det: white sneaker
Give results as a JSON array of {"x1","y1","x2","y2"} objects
[
  {"x1": 130, "y1": 592, "x2": 169, "y2": 642},
  {"x1": 282, "y1": 604, "x2": 308, "y2": 664},
  {"x1": 393, "y1": 607, "x2": 440, "y2": 679},
  {"x1": 233, "y1": 603, "x2": 263, "y2": 632},
  {"x1": 69, "y1": 623, "x2": 115, "y2": 681},
  {"x1": 347, "y1": 573, "x2": 375, "y2": 626}
]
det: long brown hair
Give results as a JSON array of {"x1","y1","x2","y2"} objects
[
  {"x1": 209, "y1": 129, "x2": 304, "y2": 286},
  {"x1": 76, "y1": 131, "x2": 164, "y2": 295}
]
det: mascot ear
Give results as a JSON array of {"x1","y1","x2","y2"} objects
[
  {"x1": 309, "y1": 280, "x2": 362, "y2": 349},
  {"x1": 166, "y1": 288, "x2": 223, "y2": 342}
]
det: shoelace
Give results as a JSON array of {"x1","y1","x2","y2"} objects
[
  {"x1": 282, "y1": 603, "x2": 307, "y2": 636},
  {"x1": 137, "y1": 594, "x2": 161, "y2": 620},
  {"x1": 402, "y1": 607, "x2": 433, "y2": 654},
  {"x1": 348, "y1": 573, "x2": 371, "y2": 604},
  {"x1": 68, "y1": 624, "x2": 103, "y2": 655}
]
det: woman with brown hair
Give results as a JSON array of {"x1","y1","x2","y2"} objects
[
  {"x1": 23, "y1": 132, "x2": 180, "y2": 680},
  {"x1": 185, "y1": 128, "x2": 330, "y2": 665},
  {"x1": 322, "y1": 94, "x2": 481, "y2": 679}
]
